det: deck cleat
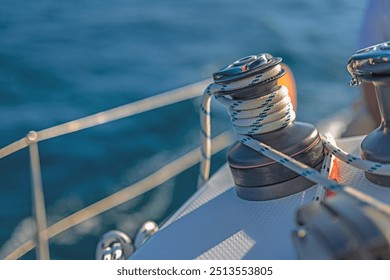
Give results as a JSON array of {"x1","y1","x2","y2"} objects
[
  {"x1": 212, "y1": 53, "x2": 324, "y2": 201},
  {"x1": 348, "y1": 41, "x2": 390, "y2": 186}
]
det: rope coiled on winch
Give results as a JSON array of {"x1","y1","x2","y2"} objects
[
  {"x1": 216, "y1": 85, "x2": 294, "y2": 135},
  {"x1": 198, "y1": 61, "x2": 390, "y2": 215},
  {"x1": 199, "y1": 64, "x2": 295, "y2": 185}
]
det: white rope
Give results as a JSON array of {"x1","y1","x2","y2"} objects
[
  {"x1": 238, "y1": 135, "x2": 341, "y2": 189},
  {"x1": 238, "y1": 135, "x2": 390, "y2": 215},
  {"x1": 323, "y1": 138, "x2": 390, "y2": 175},
  {"x1": 198, "y1": 64, "x2": 293, "y2": 186},
  {"x1": 313, "y1": 150, "x2": 333, "y2": 202},
  {"x1": 198, "y1": 61, "x2": 390, "y2": 215},
  {"x1": 216, "y1": 86, "x2": 295, "y2": 135},
  {"x1": 241, "y1": 135, "x2": 390, "y2": 213},
  {"x1": 313, "y1": 133, "x2": 337, "y2": 202}
]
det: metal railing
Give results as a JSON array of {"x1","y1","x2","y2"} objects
[{"x1": 0, "y1": 79, "x2": 234, "y2": 260}]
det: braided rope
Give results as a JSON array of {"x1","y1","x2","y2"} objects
[
  {"x1": 238, "y1": 135, "x2": 341, "y2": 189},
  {"x1": 198, "y1": 65, "x2": 291, "y2": 186},
  {"x1": 198, "y1": 62, "x2": 390, "y2": 214},
  {"x1": 217, "y1": 86, "x2": 295, "y2": 135},
  {"x1": 239, "y1": 134, "x2": 390, "y2": 215},
  {"x1": 313, "y1": 134, "x2": 337, "y2": 202},
  {"x1": 323, "y1": 138, "x2": 390, "y2": 175}
]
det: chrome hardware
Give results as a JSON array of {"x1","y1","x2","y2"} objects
[
  {"x1": 347, "y1": 41, "x2": 390, "y2": 186},
  {"x1": 96, "y1": 221, "x2": 159, "y2": 260},
  {"x1": 134, "y1": 221, "x2": 159, "y2": 249},
  {"x1": 95, "y1": 230, "x2": 134, "y2": 260},
  {"x1": 347, "y1": 41, "x2": 390, "y2": 86},
  {"x1": 232, "y1": 54, "x2": 260, "y2": 66},
  {"x1": 213, "y1": 53, "x2": 282, "y2": 83}
]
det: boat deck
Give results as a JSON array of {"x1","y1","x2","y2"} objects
[{"x1": 130, "y1": 136, "x2": 390, "y2": 259}]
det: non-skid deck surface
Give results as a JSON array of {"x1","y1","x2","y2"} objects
[{"x1": 131, "y1": 136, "x2": 388, "y2": 259}]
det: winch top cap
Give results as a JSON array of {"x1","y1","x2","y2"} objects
[
  {"x1": 213, "y1": 53, "x2": 282, "y2": 83},
  {"x1": 347, "y1": 41, "x2": 390, "y2": 86}
]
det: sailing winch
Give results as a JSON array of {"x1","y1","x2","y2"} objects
[
  {"x1": 201, "y1": 53, "x2": 324, "y2": 200},
  {"x1": 293, "y1": 41, "x2": 390, "y2": 260},
  {"x1": 348, "y1": 41, "x2": 390, "y2": 186}
]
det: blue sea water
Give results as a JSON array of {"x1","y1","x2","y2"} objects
[{"x1": 0, "y1": 0, "x2": 366, "y2": 259}]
